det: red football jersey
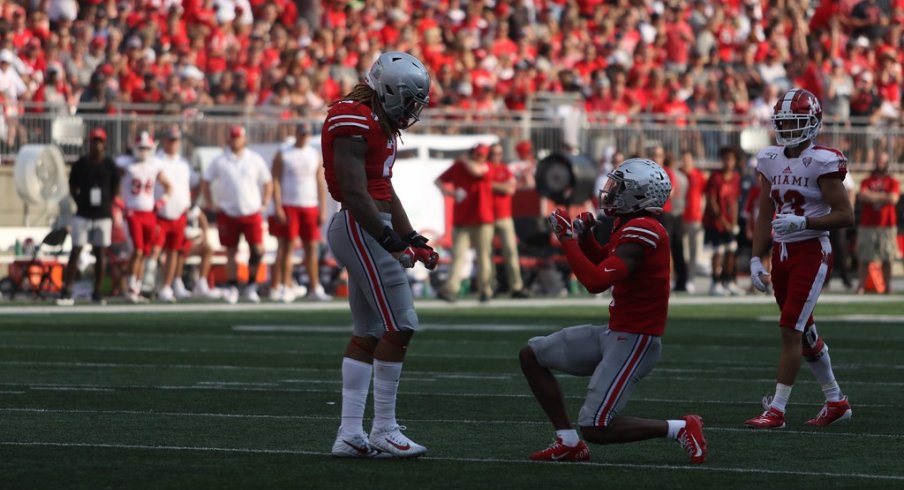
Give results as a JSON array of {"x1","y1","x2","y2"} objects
[
  {"x1": 322, "y1": 100, "x2": 396, "y2": 203},
  {"x1": 605, "y1": 216, "x2": 671, "y2": 336}
]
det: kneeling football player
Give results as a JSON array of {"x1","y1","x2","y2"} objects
[{"x1": 520, "y1": 158, "x2": 707, "y2": 464}]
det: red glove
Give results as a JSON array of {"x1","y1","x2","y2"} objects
[
  {"x1": 573, "y1": 211, "x2": 596, "y2": 237},
  {"x1": 397, "y1": 247, "x2": 439, "y2": 270},
  {"x1": 154, "y1": 198, "x2": 167, "y2": 211},
  {"x1": 549, "y1": 208, "x2": 574, "y2": 242},
  {"x1": 412, "y1": 247, "x2": 439, "y2": 270}
]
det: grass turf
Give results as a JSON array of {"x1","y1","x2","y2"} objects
[{"x1": 0, "y1": 302, "x2": 902, "y2": 489}]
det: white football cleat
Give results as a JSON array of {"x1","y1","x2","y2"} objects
[
  {"x1": 268, "y1": 285, "x2": 283, "y2": 302},
  {"x1": 306, "y1": 284, "x2": 333, "y2": 302},
  {"x1": 242, "y1": 285, "x2": 260, "y2": 304},
  {"x1": 158, "y1": 286, "x2": 176, "y2": 303},
  {"x1": 224, "y1": 286, "x2": 239, "y2": 305},
  {"x1": 331, "y1": 430, "x2": 391, "y2": 459},
  {"x1": 368, "y1": 425, "x2": 426, "y2": 458},
  {"x1": 172, "y1": 278, "x2": 192, "y2": 299}
]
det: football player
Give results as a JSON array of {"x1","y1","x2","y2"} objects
[
  {"x1": 119, "y1": 131, "x2": 171, "y2": 303},
  {"x1": 323, "y1": 51, "x2": 437, "y2": 458},
  {"x1": 520, "y1": 159, "x2": 707, "y2": 464},
  {"x1": 746, "y1": 88, "x2": 854, "y2": 428}
]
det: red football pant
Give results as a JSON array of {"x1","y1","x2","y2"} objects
[
  {"x1": 126, "y1": 210, "x2": 157, "y2": 255},
  {"x1": 771, "y1": 237, "x2": 833, "y2": 331}
]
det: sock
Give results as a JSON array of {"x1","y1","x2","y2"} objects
[
  {"x1": 339, "y1": 358, "x2": 373, "y2": 437},
  {"x1": 556, "y1": 429, "x2": 580, "y2": 447},
  {"x1": 372, "y1": 360, "x2": 403, "y2": 431},
  {"x1": 770, "y1": 383, "x2": 793, "y2": 413},
  {"x1": 129, "y1": 275, "x2": 139, "y2": 292},
  {"x1": 807, "y1": 344, "x2": 843, "y2": 402},
  {"x1": 666, "y1": 420, "x2": 687, "y2": 440}
]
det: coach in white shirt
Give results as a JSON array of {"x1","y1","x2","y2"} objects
[
  {"x1": 154, "y1": 127, "x2": 199, "y2": 303},
  {"x1": 201, "y1": 125, "x2": 272, "y2": 304}
]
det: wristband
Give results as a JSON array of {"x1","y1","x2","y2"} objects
[
  {"x1": 379, "y1": 226, "x2": 409, "y2": 253},
  {"x1": 403, "y1": 230, "x2": 430, "y2": 249}
]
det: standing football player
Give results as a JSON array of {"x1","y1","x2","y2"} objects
[
  {"x1": 324, "y1": 51, "x2": 437, "y2": 458},
  {"x1": 520, "y1": 159, "x2": 707, "y2": 464},
  {"x1": 119, "y1": 131, "x2": 171, "y2": 303},
  {"x1": 746, "y1": 88, "x2": 854, "y2": 428}
]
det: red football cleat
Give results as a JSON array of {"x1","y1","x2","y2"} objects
[
  {"x1": 529, "y1": 437, "x2": 591, "y2": 462},
  {"x1": 677, "y1": 415, "x2": 707, "y2": 464},
  {"x1": 805, "y1": 397, "x2": 852, "y2": 426},
  {"x1": 745, "y1": 407, "x2": 786, "y2": 429}
]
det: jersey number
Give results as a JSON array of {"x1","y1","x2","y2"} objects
[
  {"x1": 130, "y1": 179, "x2": 154, "y2": 196},
  {"x1": 770, "y1": 189, "x2": 805, "y2": 216}
]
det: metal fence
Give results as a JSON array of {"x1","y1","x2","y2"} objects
[{"x1": 2, "y1": 105, "x2": 902, "y2": 172}]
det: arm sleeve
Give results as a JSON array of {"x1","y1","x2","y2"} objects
[
  {"x1": 578, "y1": 233, "x2": 609, "y2": 264},
  {"x1": 562, "y1": 240, "x2": 629, "y2": 294}
]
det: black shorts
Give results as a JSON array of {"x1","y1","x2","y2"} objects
[{"x1": 704, "y1": 227, "x2": 736, "y2": 249}]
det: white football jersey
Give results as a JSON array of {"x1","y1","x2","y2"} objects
[
  {"x1": 155, "y1": 151, "x2": 197, "y2": 220},
  {"x1": 756, "y1": 144, "x2": 848, "y2": 243},
  {"x1": 279, "y1": 144, "x2": 321, "y2": 207},
  {"x1": 121, "y1": 159, "x2": 162, "y2": 212}
]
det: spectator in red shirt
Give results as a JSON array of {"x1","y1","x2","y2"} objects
[
  {"x1": 681, "y1": 149, "x2": 706, "y2": 288},
  {"x1": 435, "y1": 144, "x2": 495, "y2": 302},
  {"x1": 703, "y1": 146, "x2": 742, "y2": 296},
  {"x1": 488, "y1": 143, "x2": 528, "y2": 299},
  {"x1": 856, "y1": 152, "x2": 900, "y2": 294}
]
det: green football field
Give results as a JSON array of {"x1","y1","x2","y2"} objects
[{"x1": 1, "y1": 298, "x2": 902, "y2": 489}]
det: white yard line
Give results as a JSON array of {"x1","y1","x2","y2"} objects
[
  {"x1": 0, "y1": 294, "x2": 899, "y2": 315},
  {"x1": 1, "y1": 382, "x2": 900, "y2": 409},
  {"x1": 0, "y1": 440, "x2": 901, "y2": 481},
  {"x1": 2, "y1": 407, "x2": 901, "y2": 440}
]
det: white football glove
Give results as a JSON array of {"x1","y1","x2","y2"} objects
[
  {"x1": 771, "y1": 214, "x2": 807, "y2": 236},
  {"x1": 749, "y1": 256, "x2": 770, "y2": 292}
]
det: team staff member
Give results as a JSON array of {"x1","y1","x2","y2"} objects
[
  {"x1": 435, "y1": 144, "x2": 495, "y2": 302},
  {"x1": 324, "y1": 51, "x2": 436, "y2": 459},
  {"x1": 201, "y1": 125, "x2": 272, "y2": 304},
  {"x1": 488, "y1": 143, "x2": 528, "y2": 298},
  {"x1": 58, "y1": 128, "x2": 120, "y2": 305},
  {"x1": 856, "y1": 152, "x2": 900, "y2": 294},
  {"x1": 154, "y1": 127, "x2": 197, "y2": 303},
  {"x1": 271, "y1": 122, "x2": 331, "y2": 302},
  {"x1": 703, "y1": 146, "x2": 742, "y2": 296},
  {"x1": 681, "y1": 149, "x2": 706, "y2": 290}
]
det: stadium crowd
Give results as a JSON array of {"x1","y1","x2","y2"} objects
[{"x1": 0, "y1": 0, "x2": 902, "y2": 131}]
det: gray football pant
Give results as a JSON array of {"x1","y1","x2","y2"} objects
[
  {"x1": 327, "y1": 210, "x2": 418, "y2": 336},
  {"x1": 528, "y1": 324, "x2": 662, "y2": 427}
]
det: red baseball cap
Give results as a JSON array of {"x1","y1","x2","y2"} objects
[
  {"x1": 89, "y1": 128, "x2": 107, "y2": 141},
  {"x1": 516, "y1": 140, "x2": 532, "y2": 155},
  {"x1": 135, "y1": 130, "x2": 155, "y2": 148},
  {"x1": 229, "y1": 125, "x2": 246, "y2": 139},
  {"x1": 473, "y1": 144, "x2": 490, "y2": 157}
]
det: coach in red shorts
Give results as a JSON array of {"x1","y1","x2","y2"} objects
[{"x1": 201, "y1": 125, "x2": 273, "y2": 304}]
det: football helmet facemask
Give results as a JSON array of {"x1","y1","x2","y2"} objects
[
  {"x1": 599, "y1": 158, "x2": 672, "y2": 216},
  {"x1": 365, "y1": 51, "x2": 431, "y2": 129}
]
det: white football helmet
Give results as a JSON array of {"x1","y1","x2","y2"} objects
[
  {"x1": 772, "y1": 88, "x2": 822, "y2": 147},
  {"x1": 364, "y1": 51, "x2": 430, "y2": 129},
  {"x1": 599, "y1": 158, "x2": 672, "y2": 216}
]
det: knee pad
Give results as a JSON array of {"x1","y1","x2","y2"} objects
[
  {"x1": 802, "y1": 324, "x2": 826, "y2": 361},
  {"x1": 380, "y1": 332, "x2": 410, "y2": 351}
]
